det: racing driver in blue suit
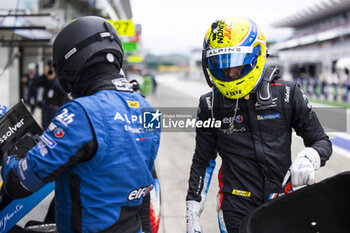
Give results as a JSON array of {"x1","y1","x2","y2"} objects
[{"x1": 1, "y1": 16, "x2": 160, "y2": 233}]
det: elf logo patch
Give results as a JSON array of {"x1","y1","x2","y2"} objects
[{"x1": 128, "y1": 184, "x2": 153, "y2": 201}]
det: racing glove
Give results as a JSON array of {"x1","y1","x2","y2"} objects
[
  {"x1": 129, "y1": 79, "x2": 145, "y2": 97},
  {"x1": 283, "y1": 147, "x2": 321, "y2": 188},
  {"x1": 186, "y1": 200, "x2": 203, "y2": 233},
  {"x1": 4, "y1": 133, "x2": 40, "y2": 161}
]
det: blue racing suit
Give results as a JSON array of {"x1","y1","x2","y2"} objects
[{"x1": 2, "y1": 88, "x2": 160, "y2": 233}]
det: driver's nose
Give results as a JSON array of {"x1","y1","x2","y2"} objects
[{"x1": 223, "y1": 65, "x2": 244, "y2": 80}]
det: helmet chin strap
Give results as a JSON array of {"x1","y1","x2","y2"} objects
[
  {"x1": 231, "y1": 86, "x2": 240, "y2": 123},
  {"x1": 211, "y1": 87, "x2": 215, "y2": 121}
]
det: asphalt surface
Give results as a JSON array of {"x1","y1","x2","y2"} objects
[
  {"x1": 147, "y1": 78, "x2": 350, "y2": 233},
  {"x1": 148, "y1": 82, "x2": 219, "y2": 233}
]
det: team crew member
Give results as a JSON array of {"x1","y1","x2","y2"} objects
[
  {"x1": 186, "y1": 16, "x2": 332, "y2": 233},
  {"x1": 1, "y1": 16, "x2": 160, "y2": 233},
  {"x1": 128, "y1": 73, "x2": 161, "y2": 233}
]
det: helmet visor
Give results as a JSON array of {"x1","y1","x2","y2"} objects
[
  {"x1": 210, "y1": 64, "x2": 253, "y2": 81},
  {"x1": 206, "y1": 45, "x2": 261, "y2": 81},
  {"x1": 206, "y1": 46, "x2": 260, "y2": 69}
]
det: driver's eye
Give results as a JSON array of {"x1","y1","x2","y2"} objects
[{"x1": 222, "y1": 66, "x2": 244, "y2": 81}]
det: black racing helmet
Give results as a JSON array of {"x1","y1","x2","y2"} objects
[{"x1": 52, "y1": 16, "x2": 124, "y2": 93}]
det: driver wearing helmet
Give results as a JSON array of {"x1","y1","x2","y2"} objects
[
  {"x1": 1, "y1": 16, "x2": 160, "y2": 233},
  {"x1": 186, "y1": 16, "x2": 332, "y2": 233}
]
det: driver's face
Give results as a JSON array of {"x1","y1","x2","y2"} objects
[{"x1": 222, "y1": 65, "x2": 244, "y2": 81}]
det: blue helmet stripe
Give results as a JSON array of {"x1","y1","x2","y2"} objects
[{"x1": 239, "y1": 18, "x2": 258, "y2": 47}]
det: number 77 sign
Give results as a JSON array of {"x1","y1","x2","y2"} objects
[{"x1": 107, "y1": 19, "x2": 135, "y2": 36}]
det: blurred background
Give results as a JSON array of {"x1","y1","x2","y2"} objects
[
  {"x1": 1, "y1": 0, "x2": 350, "y2": 232},
  {"x1": 2, "y1": 0, "x2": 350, "y2": 107}
]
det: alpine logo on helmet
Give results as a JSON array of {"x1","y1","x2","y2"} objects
[{"x1": 206, "y1": 46, "x2": 253, "y2": 57}]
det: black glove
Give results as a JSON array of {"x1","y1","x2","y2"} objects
[
  {"x1": 0, "y1": 187, "x2": 13, "y2": 211},
  {"x1": 129, "y1": 80, "x2": 145, "y2": 98},
  {"x1": 5, "y1": 133, "x2": 40, "y2": 160},
  {"x1": 130, "y1": 79, "x2": 141, "y2": 92}
]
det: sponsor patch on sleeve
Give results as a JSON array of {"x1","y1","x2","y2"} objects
[
  {"x1": 127, "y1": 101, "x2": 140, "y2": 108},
  {"x1": 48, "y1": 122, "x2": 65, "y2": 138},
  {"x1": 37, "y1": 142, "x2": 48, "y2": 157},
  {"x1": 55, "y1": 108, "x2": 75, "y2": 127},
  {"x1": 53, "y1": 128, "x2": 65, "y2": 138},
  {"x1": 41, "y1": 133, "x2": 57, "y2": 149}
]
